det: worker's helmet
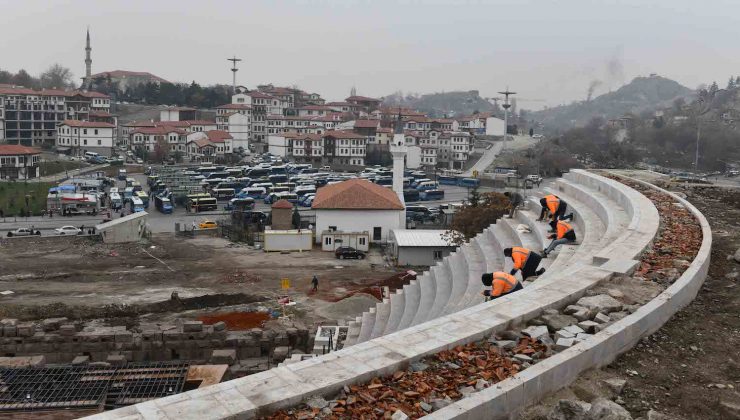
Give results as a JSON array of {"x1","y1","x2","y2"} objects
[{"x1": 481, "y1": 273, "x2": 493, "y2": 286}]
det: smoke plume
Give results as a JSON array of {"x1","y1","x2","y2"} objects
[{"x1": 587, "y1": 80, "x2": 603, "y2": 101}]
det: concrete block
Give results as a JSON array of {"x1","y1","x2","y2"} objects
[
  {"x1": 14, "y1": 324, "x2": 34, "y2": 338},
  {"x1": 41, "y1": 318, "x2": 67, "y2": 332},
  {"x1": 2, "y1": 325, "x2": 17, "y2": 337},
  {"x1": 213, "y1": 321, "x2": 227, "y2": 332},
  {"x1": 563, "y1": 325, "x2": 585, "y2": 335},
  {"x1": 182, "y1": 321, "x2": 204, "y2": 333},
  {"x1": 555, "y1": 330, "x2": 575, "y2": 340},
  {"x1": 554, "y1": 338, "x2": 575, "y2": 351},
  {"x1": 106, "y1": 354, "x2": 126, "y2": 366},
  {"x1": 0, "y1": 319, "x2": 18, "y2": 326},
  {"x1": 577, "y1": 321, "x2": 599, "y2": 333},
  {"x1": 59, "y1": 324, "x2": 76, "y2": 336},
  {"x1": 72, "y1": 355, "x2": 90, "y2": 365},
  {"x1": 273, "y1": 346, "x2": 291, "y2": 363},
  {"x1": 576, "y1": 294, "x2": 623, "y2": 314},
  {"x1": 211, "y1": 349, "x2": 237, "y2": 365},
  {"x1": 521, "y1": 325, "x2": 549, "y2": 341},
  {"x1": 115, "y1": 331, "x2": 133, "y2": 343},
  {"x1": 594, "y1": 313, "x2": 611, "y2": 324},
  {"x1": 541, "y1": 314, "x2": 579, "y2": 332}
]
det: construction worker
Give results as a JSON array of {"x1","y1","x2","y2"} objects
[
  {"x1": 543, "y1": 220, "x2": 577, "y2": 258},
  {"x1": 504, "y1": 247, "x2": 546, "y2": 280},
  {"x1": 503, "y1": 191, "x2": 524, "y2": 218},
  {"x1": 538, "y1": 194, "x2": 574, "y2": 225},
  {"x1": 311, "y1": 275, "x2": 319, "y2": 292},
  {"x1": 480, "y1": 271, "x2": 523, "y2": 300}
]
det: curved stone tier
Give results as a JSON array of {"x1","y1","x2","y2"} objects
[{"x1": 87, "y1": 170, "x2": 711, "y2": 420}]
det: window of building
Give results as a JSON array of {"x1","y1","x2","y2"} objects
[
  {"x1": 324, "y1": 237, "x2": 332, "y2": 246},
  {"x1": 373, "y1": 227, "x2": 381, "y2": 241},
  {"x1": 433, "y1": 250, "x2": 443, "y2": 260},
  {"x1": 94, "y1": 129, "x2": 98, "y2": 135},
  {"x1": 83, "y1": 129, "x2": 87, "y2": 135},
  {"x1": 97, "y1": 139, "x2": 101, "y2": 145},
  {"x1": 359, "y1": 237, "x2": 366, "y2": 246},
  {"x1": 328, "y1": 226, "x2": 337, "y2": 232},
  {"x1": 83, "y1": 140, "x2": 87, "y2": 145}
]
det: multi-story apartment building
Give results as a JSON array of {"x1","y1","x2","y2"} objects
[
  {"x1": 0, "y1": 86, "x2": 110, "y2": 147},
  {"x1": 0, "y1": 144, "x2": 41, "y2": 180},
  {"x1": 186, "y1": 130, "x2": 233, "y2": 163},
  {"x1": 56, "y1": 120, "x2": 116, "y2": 157},
  {"x1": 216, "y1": 102, "x2": 252, "y2": 153},
  {"x1": 129, "y1": 126, "x2": 187, "y2": 155},
  {"x1": 323, "y1": 130, "x2": 366, "y2": 167},
  {"x1": 450, "y1": 131, "x2": 472, "y2": 169}
]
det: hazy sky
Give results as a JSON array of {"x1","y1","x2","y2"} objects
[{"x1": 2, "y1": 0, "x2": 739, "y2": 109}]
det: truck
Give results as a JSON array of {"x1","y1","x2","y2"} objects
[
  {"x1": 130, "y1": 197, "x2": 145, "y2": 213},
  {"x1": 154, "y1": 195, "x2": 173, "y2": 214}
]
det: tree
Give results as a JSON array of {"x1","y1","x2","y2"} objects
[
  {"x1": 153, "y1": 137, "x2": 169, "y2": 162},
  {"x1": 728, "y1": 77, "x2": 736, "y2": 90},
  {"x1": 11, "y1": 69, "x2": 35, "y2": 88},
  {"x1": 443, "y1": 192, "x2": 510, "y2": 245},
  {"x1": 39, "y1": 64, "x2": 75, "y2": 89},
  {"x1": 0, "y1": 69, "x2": 12, "y2": 84},
  {"x1": 709, "y1": 81, "x2": 719, "y2": 96}
]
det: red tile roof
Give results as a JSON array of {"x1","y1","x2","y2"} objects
[
  {"x1": 0, "y1": 145, "x2": 41, "y2": 156},
  {"x1": 354, "y1": 120, "x2": 379, "y2": 128},
  {"x1": 323, "y1": 130, "x2": 366, "y2": 140},
  {"x1": 299, "y1": 105, "x2": 331, "y2": 111},
  {"x1": 271, "y1": 199, "x2": 293, "y2": 209},
  {"x1": 89, "y1": 111, "x2": 115, "y2": 117},
  {"x1": 247, "y1": 92, "x2": 277, "y2": 100},
  {"x1": 59, "y1": 120, "x2": 116, "y2": 128},
  {"x1": 205, "y1": 130, "x2": 233, "y2": 142},
  {"x1": 0, "y1": 87, "x2": 109, "y2": 99},
  {"x1": 217, "y1": 103, "x2": 252, "y2": 110},
  {"x1": 130, "y1": 126, "x2": 186, "y2": 135},
  {"x1": 188, "y1": 138, "x2": 213, "y2": 148},
  {"x1": 312, "y1": 179, "x2": 403, "y2": 210}
]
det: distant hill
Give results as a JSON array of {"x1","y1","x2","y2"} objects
[
  {"x1": 382, "y1": 90, "x2": 497, "y2": 118},
  {"x1": 530, "y1": 75, "x2": 694, "y2": 132}
]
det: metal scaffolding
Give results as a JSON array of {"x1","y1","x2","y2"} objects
[{"x1": 0, "y1": 362, "x2": 190, "y2": 413}]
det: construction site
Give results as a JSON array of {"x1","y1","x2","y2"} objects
[{"x1": 0, "y1": 231, "x2": 410, "y2": 418}]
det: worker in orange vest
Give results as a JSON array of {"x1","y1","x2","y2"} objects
[
  {"x1": 538, "y1": 194, "x2": 574, "y2": 226},
  {"x1": 504, "y1": 247, "x2": 546, "y2": 280},
  {"x1": 480, "y1": 271, "x2": 523, "y2": 300},
  {"x1": 543, "y1": 220, "x2": 577, "y2": 257}
]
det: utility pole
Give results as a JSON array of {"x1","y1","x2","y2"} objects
[
  {"x1": 498, "y1": 88, "x2": 516, "y2": 152},
  {"x1": 227, "y1": 56, "x2": 242, "y2": 95}
]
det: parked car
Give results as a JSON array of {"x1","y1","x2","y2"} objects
[
  {"x1": 6, "y1": 227, "x2": 41, "y2": 237},
  {"x1": 334, "y1": 246, "x2": 366, "y2": 260},
  {"x1": 526, "y1": 174, "x2": 542, "y2": 184},
  {"x1": 55, "y1": 226, "x2": 81, "y2": 235},
  {"x1": 199, "y1": 220, "x2": 218, "y2": 229}
]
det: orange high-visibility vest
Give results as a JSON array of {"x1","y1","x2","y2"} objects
[
  {"x1": 544, "y1": 194, "x2": 560, "y2": 214},
  {"x1": 511, "y1": 246, "x2": 531, "y2": 270},
  {"x1": 491, "y1": 272, "x2": 519, "y2": 297},
  {"x1": 556, "y1": 220, "x2": 574, "y2": 239}
]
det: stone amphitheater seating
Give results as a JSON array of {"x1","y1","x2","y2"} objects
[{"x1": 87, "y1": 170, "x2": 711, "y2": 420}]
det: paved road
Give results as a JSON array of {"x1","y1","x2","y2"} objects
[{"x1": 462, "y1": 135, "x2": 538, "y2": 177}]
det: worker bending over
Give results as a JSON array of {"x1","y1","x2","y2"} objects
[
  {"x1": 503, "y1": 191, "x2": 524, "y2": 218},
  {"x1": 538, "y1": 194, "x2": 574, "y2": 225},
  {"x1": 543, "y1": 220, "x2": 576, "y2": 258},
  {"x1": 504, "y1": 247, "x2": 546, "y2": 280},
  {"x1": 480, "y1": 271, "x2": 523, "y2": 300}
]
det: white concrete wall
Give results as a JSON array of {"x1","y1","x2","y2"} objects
[
  {"x1": 397, "y1": 246, "x2": 453, "y2": 266},
  {"x1": 314, "y1": 209, "x2": 402, "y2": 244},
  {"x1": 264, "y1": 231, "x2": 313, "y2": 252},
  {"x1": 406, "y1": 146, "x2": 422, "y2": 169},
  {"x1": 228, "y1": 113, "x2": 251, "y2": 152},
  {"x1": 267, "y1": 135, "x2": 290, "y2": 158},
  {"x1": 485, "y1": 117, "x2": 505, "y2": 136}
]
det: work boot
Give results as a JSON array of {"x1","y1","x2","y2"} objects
[
  {"x1": 542, "y1": 250, "x2": 548, "y2": 258},
  {"x1": 536, "y1": 268, "x2": 546, "y2": 275}
]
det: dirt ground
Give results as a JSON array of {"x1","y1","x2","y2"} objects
[
  {"x1": 0, "y1": 234, "x2": 398, "y2": 328},
  {"x1": 523, "y1": 182, "x2": 740, "y2": 419}
]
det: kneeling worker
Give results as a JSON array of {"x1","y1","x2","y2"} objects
[
  {"x1": 538, "y1": 194, "x2": 573, "y2": 225},
  {"x1": 543, "y1": 220, "x2": 576, "y2": 258},
  {"x1": 480, "y1": 271, "x2": 522, "y2": 300},
  {"x1": 504, "y1": 247, "x2": 546, "y2": 280}
]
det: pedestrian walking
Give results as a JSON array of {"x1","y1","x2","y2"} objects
[{"x1": 311, "y1": 275, "x2": 319, "y2": 292}]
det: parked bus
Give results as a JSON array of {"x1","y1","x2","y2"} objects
[
  {"x1": 438, "y1": 175, "x2": 458, "y2": 185},
  {"x1": 225, "y1": 197, "x2": 255, "y2": 211},
  {"x1": 130, "y1": 197, "x2": 145, "y2": 213},
  {"x1": 238, "y1": 187, "x2": 267, "y2": 199},
  {"x1": 212, "y1": 188, "x2": 236, "y2": 200},
  {"x1": 420, "y1": 189, "x2": 445, "y2": 201},
  {"x1": 187, "y1": 193, "x2": 212, "y2": 203},
  {"x1": 190, "y1": 197, "x2": 218, "y2": 212},
  {"x1": 123, "y1": 187, "x2": 134, "y2": 202},
  {"x1": 147, "y1": 175, "x2": 159, "y2": 187},
  {"x1": 131, "y1": 181, "x2": 143, "y2": 192},
  {"x1": 403, "y1": 189, "x2": 420, "y2": 202},
  {"x1": 118, "y1": 169, "x2": 128, "y2": 181},
  {"x1": 294, "y1": 184, "x2": 316, "y2": 197},
  {"x1": 154, "y1": 195, "x2": 173, "y2": 214},
  {"x1": 110, "y1": 192, "x2": 123, "y2": 210},
  {"x1": 109, "y1": 187, "x2": 119, "y2": 194},
  {"x1": 125, "y1": 177, "x2": 136, "y2": 187},
  {"x1": 416, "y1": 181, "x2": 439, "y2": 191},
  {"x1": 135, "y1": 191, "x2": 149, "y2": 208},
  {"x1": 458, "y1": 178, "x2": 480, "y2": 188},
  {"x1": 268, "y1": 185, "x2": 290, "y2": 195},
  {"x1": 268, "y1": 174, "x2": 288, "y2": 184}
]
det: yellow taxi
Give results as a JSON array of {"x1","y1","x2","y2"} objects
[{"x1": 199, "y1": 220, "x2": 218, "y2": 229}]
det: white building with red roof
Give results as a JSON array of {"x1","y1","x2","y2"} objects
[
  {"x1": 129, "y1": 126, "x2": 187, "y2": 156},
  {"x1": 311, "y1": 178, "x2": 405, "y2": 244},
  {"x1": 57, "y1": 120, "x2": 116, "y2": 157},
  {"x1": 0, "y1": 144, "x2": 41, "y2": 180},
  {"x1": 186, "y1": 130, "x2": 233, "y2": 163}
]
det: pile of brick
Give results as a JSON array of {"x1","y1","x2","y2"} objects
[
  {"x1": 265, "y1": 337, "x2": 548, "y2": 419},
  {"x1": 610, "y1": 176, "x2": 702, "y2": 284}
]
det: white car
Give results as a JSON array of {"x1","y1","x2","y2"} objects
[{"x1": 55, "y1": 226, "x2": 81, "y2": 235}]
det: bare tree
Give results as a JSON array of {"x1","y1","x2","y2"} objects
[{"x1": 39, "y1": 64, "x2": 75, "y2": 89}]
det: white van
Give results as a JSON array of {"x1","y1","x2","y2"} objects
[{"x1": 84, "y1": 151, "x2": 99, "y2": 160}]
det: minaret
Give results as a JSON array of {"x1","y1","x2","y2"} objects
[
  {"x1": 84, "y1": 28, "x2": 92, "y2": 88},
  {"x1": 390, "y1": 111, "x2": 408, "y2": 202}
]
